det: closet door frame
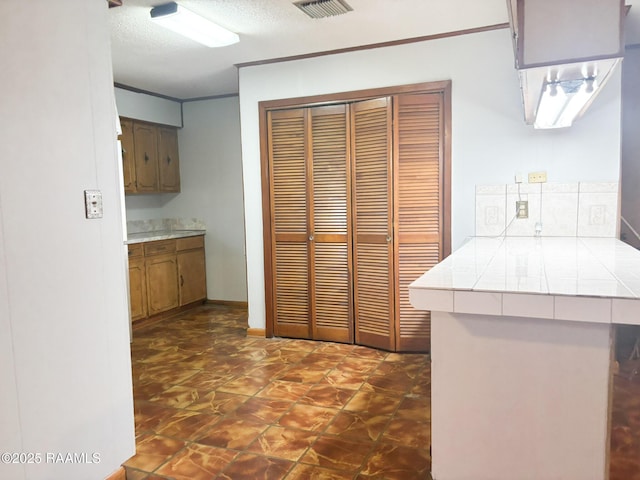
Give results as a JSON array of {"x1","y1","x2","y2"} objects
[{"x1": 260, "y1": 81, "x2": 452, "y2": 339}]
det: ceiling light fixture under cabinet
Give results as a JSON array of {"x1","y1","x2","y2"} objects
[
  {"x1": 150, "y1": 2, "x2": 239, "y2": 48},
  {"x1": 533, "y1": 58, "x2": 621, "y2": 129},
  {"x1": 535, "y1": 78, "x2": 596, "y2": 129}
]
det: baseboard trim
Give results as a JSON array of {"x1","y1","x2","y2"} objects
[
  {"x1": 131, "y1": 300, "x2": 207, "y2": 331},
  {"x1": 104, "y1": 466, "x2": 126, "y2": 480},
  {"x1": 207, "y1": 299, "x2": 249, "y2": 308},
  {"x1": 247, "y1": 328, "x2": 266, "y2": 337}
]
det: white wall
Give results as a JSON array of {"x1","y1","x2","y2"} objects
[
  {"x1": 621, "y1": 47, "x2": 640, "y2": 248},
  {"x1": 0, "y1": 2, "x2": 135, "y2": 479},
  {"x1": 115, "y1": 87, "x2": 183, "y2": 127},
  {"x1": 238, "y1": 27, "x2": 622, "y2": 330},
  {"x1": 125, "y1": 97, "x2": 247, "y2": 302}
]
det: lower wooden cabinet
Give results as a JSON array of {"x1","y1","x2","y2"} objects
[
  {"x1": 127, "y1": 245, "x2": 147, "y2": 321},
  {"x1": 127, "y1": 235, "x2": 206, "y2": 321},
  {"x1": 146, "y1": 253, "x2": 179, "y2": 316},
  {"x1": 177, "y1": 236, "x2": 207, "y2": 306}
]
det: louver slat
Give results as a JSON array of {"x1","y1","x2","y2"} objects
[
  {"x1": 352, "y1": 97, "x2": 394, "y2": 351},
  {"x1": 395, "y1": 93, "x2": 444, "y2": 352},
  {"x1": 310, "y1": 105, "x2": 352, "y2": 343},
  {"x1": 269, "y1": 109, "x2": 310, "y2": 338}
]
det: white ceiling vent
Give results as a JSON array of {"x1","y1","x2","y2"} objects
[{"x1": 294, "y1": 0, "x2": 353, "y2": 19}]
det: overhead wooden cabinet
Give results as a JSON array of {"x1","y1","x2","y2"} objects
[
  {"x1": 263, "y1": 84, "x2": 450, "y2": 352},
  {"x1": 158, "y1": 126, "x2": 181, "y2": 192},
  {"x1": 120, "y1": 118, "x2": 137, "y2": 194},
  {"x1": 119, "y1": 118, "x2": 181, "y2": 194},
  {"x1": 133, "y1": 122, "x2": 160, "y2": 193}
]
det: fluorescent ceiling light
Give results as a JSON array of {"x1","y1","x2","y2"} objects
[
  {"x1": 150, "y1": 2, "x2": 239, "y2": 48},
  {"x1": 534, "y1": 78, "x2": 597, "y2": 129}
]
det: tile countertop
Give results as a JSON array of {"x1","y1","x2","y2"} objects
[
  {"x1": 125, "y1": 229, "x2": 206, "y2": 244},
  {"x1": 408, "y1": 236, "x2": 640, "y2": 325}
]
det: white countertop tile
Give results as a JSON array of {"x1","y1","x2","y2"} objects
[{"x1": 409, "y1": 236, "x2": 640, "y2": 323}]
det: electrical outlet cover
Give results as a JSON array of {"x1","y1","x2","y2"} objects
[
  {"x1": 516, "y1": 200, "x2": 529, "y2": 219},
  {"x1": 528, "y1": 171, "x2": 547, "y2": 183},
  {"x1": 84, "y1": 190, "x2": 103, "y2": 219}
]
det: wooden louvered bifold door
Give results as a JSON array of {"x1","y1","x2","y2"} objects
[
  {"x1": 351, "y1": 97, "x2": 395, "y2": 351},
  {"x1": 394, "y1": 93, "x2": 445, "y2": 352},
  {"x1": 268, "y1": 109, "x2": 311, "y2": 339},
  {"x1": 309, "y1": 105, "x2": 353, "y2": 343}
]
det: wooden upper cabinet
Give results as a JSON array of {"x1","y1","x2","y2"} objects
[
  {"x1": 158, "y1": 127, "x2": 181, "y2": 192},
  {"x1": 120, "y1": 118, "x2": 137, "y2": 194},
  {"x1": 121, "y1": 118, "x2": 181, "y2": 194},
  {"x1": 133, "y1": 122, "x2": 159, "y2": 192}
]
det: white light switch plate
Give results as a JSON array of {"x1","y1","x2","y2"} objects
[{"x1": 84, "y1": 190, "x2": 103, "y2": 219}]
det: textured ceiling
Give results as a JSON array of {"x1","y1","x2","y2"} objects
[{"x1": 108, "y1": 0, "x2": 640, "y2": 100}]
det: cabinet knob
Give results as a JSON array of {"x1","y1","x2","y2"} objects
[
  {"x1": 180, "y1": 274, "x2": 184, "y2": 286},
  {"x1": 167, "y1": 156, "x2": 171, "y2": 164},
  {"x1": 309, "y1": 234, "x2": 314, "y2": 241},
  {"x1": 144, "y1": 153, "x2": 149, "y2": 163},
  {"x1": 386, "y1": 235, "x2": 391, "y2": 243}
]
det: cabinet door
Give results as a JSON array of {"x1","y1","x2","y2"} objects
[
  {"x1": 178, "y1": 249, "x2": 207, "y2": 306},
  {"x1": 146, "y1": 253, "x2": 179, "y2": 315},
  {"x1": 309, "y1": 105, "x2": 352, "y2": 343},
  {"x1": 128, "y1": 256, "x2": 147, "y2": 321},
  {"x1": 394, "y1": 92, "x2": 446, "y2": 352},
  {"x1": 351, "y1": 97, "x2": 394, "y2": 351},
  {"x1": 158, "y1": 127, "x2": 181, "y2": 192},
  {"x1": 268, "y1": 108, "x2": 311, "y2": 339},
  {"x1": 133, "y1": 122, "x2": 159, "y2": 192},
  {"x1": 120, "y1": 118, "x2": 137, "y2": 194}
]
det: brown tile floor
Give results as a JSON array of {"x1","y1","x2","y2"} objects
[
  {"x1": 611, "y1": 359, "x2": 640, "y2": 480},
  {"x1": 125, "y1": 304, "x2": 431, "y2": 479},
  {"x1": 125, "y1": 304, "x2": 640, "y2": 480}
]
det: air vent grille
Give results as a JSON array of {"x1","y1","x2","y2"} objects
[{"x1": 294, "y1": 0, "x2": 353, "y2": 18}]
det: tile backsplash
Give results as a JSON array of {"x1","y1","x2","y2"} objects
[
  {"x1": 476, "y1": 182, "x2": 618, "y2": 238},
  {"x1": 127, "y1": 217, "x2": 206, "y2": 234}
]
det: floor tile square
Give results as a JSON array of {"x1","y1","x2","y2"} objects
[
  {"x1": 217, "y1": 453, "x2": 293, "y2": 480},
  {"x1": 299, "y1": 435, "x2": 373, "y2": 472},
  {"x1": 123, "y1": 434, "x2": 185, "y2": 472},
  {"x1": 154, "y1": 443, "x2": 237, "y2": 480},
  {"x1": 246, "y1": 425, "x2": 317, "y2": 461},
  {"x1": 277, "y1": 404, "x2": 338, "y2": 432},
  {"x1": 195, "y1": 417, "x2": 268, "y2": 450}
]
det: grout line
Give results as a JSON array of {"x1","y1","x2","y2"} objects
[{"x1": 130, "y1": 304, "x2": 431, "y2": 478}]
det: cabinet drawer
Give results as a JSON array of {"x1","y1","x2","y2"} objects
[
  {"x1": 176, "y1": 235, "x2": 204, "y2": 251},
  {"x1": 127, "y1": 243, "x2": 144, "y2": 258},
  {"x1": 144, "y1": 239, "x2": 176, "y2": 256}
]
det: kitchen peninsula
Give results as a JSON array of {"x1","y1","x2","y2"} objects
[{"x1": 409, "y1": 236, "x2": 640, "y2": 480}]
